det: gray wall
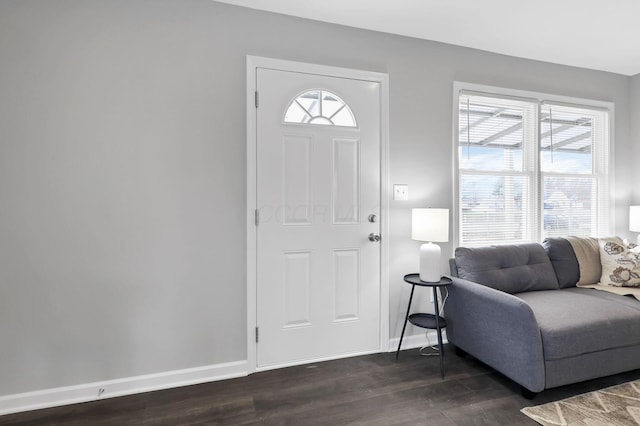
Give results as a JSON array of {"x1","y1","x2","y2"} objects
[
  {"x1": 631, "y1": 74, "x2": 640, "y2": 205},
  {"x1": 0, "y1": 0, "x2": 634, "y2": 396}
]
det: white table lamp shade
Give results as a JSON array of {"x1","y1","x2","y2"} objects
[
  {"x1": 630, "y1": 206, "x2": 640, "y2": 232},
  {"x1": 412, "y1": 208, "x2": 449, "y2": 282},
  {"x1": 412, "y1": 208, "x2": 449, "y2": 242},
  {"x1": 630, "y1": 206, "x2": 640, "y2": 245}
]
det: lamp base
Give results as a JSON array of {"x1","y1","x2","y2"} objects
[{"x1": 419, "y1": 242, "x2": 441, "y2": 282}]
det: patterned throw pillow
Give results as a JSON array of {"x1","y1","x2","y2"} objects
[{"x1": 598, "y1": 237, "x2": 640, "y2": 287}]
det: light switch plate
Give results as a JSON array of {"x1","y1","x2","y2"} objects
[{"x1": 393, "y1": 184, "x2": 409, "y2": 201}]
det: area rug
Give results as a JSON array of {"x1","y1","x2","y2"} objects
[{"x1": 521, "y1": 380, "x2": 640, "y2": 425}]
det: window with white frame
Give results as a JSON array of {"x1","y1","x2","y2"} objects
[{"x1": 456, "y1": 89, "x2": 610, "y2": 246}]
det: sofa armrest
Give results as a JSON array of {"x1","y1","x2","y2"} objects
[{"x1": 444, "y1": 277, "x2": 546, "y2": 392}]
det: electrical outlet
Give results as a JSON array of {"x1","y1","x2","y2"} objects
[{"x1": 393, "y1": 184, "x2": 408, "y2": 201}]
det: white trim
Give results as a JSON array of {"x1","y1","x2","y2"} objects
[
  {"x1": 256, "y1": 348, "x2": 380, "y2": 372},
  {"x1": 454, "y1": 82, "x2": 614, "y2": 110},
  {"x1": 607, "y1": 105, "x2": 616, "y2": 234},
  {"x1": 378, "y1": 66, "x2": 390, "y2": 353},
  {"x1": 451, "y1": 83, "x2": 461, "y2": 250},
  {"x1": 246, "y1": 56, "x2": 390, "y2": 371},
  {"x1": 246, "y1": 55, "x2": 258, "y2": 375},
  {"x1": 389, "y1": 330, "x2": 448, "y2": 353},
  {"x1": 0, "y1": 361, "x2": 248, "y2": 416}
]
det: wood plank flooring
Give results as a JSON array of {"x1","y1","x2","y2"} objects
[{"x1": 3, "y1": 345, "x2": 640, "y2": 425}]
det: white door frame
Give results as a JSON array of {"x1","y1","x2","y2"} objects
[{"x1": 246, "y1": 55, "x2": 389, "y2": 373}]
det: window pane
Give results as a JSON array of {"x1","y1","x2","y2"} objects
[
  {"x1": 543, "y1": 176, "x2": 595, "y2": 238},
  {"x1": 309, "y1": 116, "x2": 333, "y2": 125},
  {"x1": 284, "y1": 90, "x2": 356, "y2": 127},
  {"x1": 331, "y1": 107, "x2": 356, "y2": 127},
  {"x1": 297, "y1": 91, "x2": 321, "y2": 117},
  {"x1": 459, "y1": 146, "x2": 523, "y2": 172},
  {"x1": 459, "y1": 98, "x2": 524, "y2": 172},
  {"x1": 460, "y1": 174, "x2": 530, "y2": 245},
  {"x1": 541, "y1": 107, "x2": 593, "y2": 174},
  {"x1": 284, "y1": 101, "x2": 311, "y2": 124},
  {"x1": 321, "y1": 92, "x2": 343, "y2": 117}
]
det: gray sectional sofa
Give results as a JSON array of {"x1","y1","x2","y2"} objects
[{"x1": 445, "y1": 238, "x2": 640, "y2": 397}]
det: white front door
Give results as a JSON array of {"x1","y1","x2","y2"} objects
[{"x1": 256, "y1": 67, "x2": 382, "y2": 368}]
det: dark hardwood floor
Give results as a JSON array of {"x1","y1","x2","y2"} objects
[{"x1": 4, "y1": 345, "x2": 640, "y2": 425}]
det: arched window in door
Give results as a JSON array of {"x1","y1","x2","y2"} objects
[{"x1": 284, "y1": 90, "x2": 357, "y2": 127}]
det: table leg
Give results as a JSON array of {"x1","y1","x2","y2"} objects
[
  {"x1": 395, "y1": 284, "x2": 415, "y2": 360},
  {"x1": 433, "y1": 286, "x2": 445, "y2": 379}
]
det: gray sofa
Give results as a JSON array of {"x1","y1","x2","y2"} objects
[{"x1": 445, "y1": 238, "x2": 640, "y2": 397}]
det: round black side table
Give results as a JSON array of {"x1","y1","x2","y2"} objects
[{"x1": 395, "y1": 273, "x2": 453, "y2": 379}]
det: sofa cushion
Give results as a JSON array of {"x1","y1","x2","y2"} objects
[
  {"x1": 566, "y1": 236, "x2": 601, "y2": 285},
  {"x1": 454, "y1": 243, "x2": 559, "y2": 294},
  {"x1": 599, "y1": 237, "x2": 640, "y2": 287},
  {"x1": 543, "y1": 237, "x2": 580, "y2": 288},
  {"x1": 516, "y1": 288, "x2": 640, "y2": 361}
]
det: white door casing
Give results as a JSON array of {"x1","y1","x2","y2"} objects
[{"x1": 246, "y1": 57, "x2": 389, "y2": 371}]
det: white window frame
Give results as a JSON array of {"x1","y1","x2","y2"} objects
[{"x1": 452, "y1": 82, "x2": 615, "y2": 247}]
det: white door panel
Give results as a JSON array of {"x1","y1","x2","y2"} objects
[{"x1": 256, "y1": 68, "x2": 381, "y2": 368}]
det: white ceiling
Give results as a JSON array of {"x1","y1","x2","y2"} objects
[{"x1": 216, "y1": 0, "x2": 640, "y2": 76}]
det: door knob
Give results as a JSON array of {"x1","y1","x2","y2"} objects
[{"x1": 368, "y1": 233, "x2": 381, "y2": 242}]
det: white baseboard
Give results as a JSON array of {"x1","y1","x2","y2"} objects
[
  {"x1": 0, "y1": 333, "x2": 449, "y2": 417},
  {"x1": 0, "y1": 360, "x2": 248, "y2": 416},
  {"x1": 256, "y1": 348, "x2": 380, "y2": 372},
  {"x1": 389, "y1": 330, "x2": 448, "y2": 353}
]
